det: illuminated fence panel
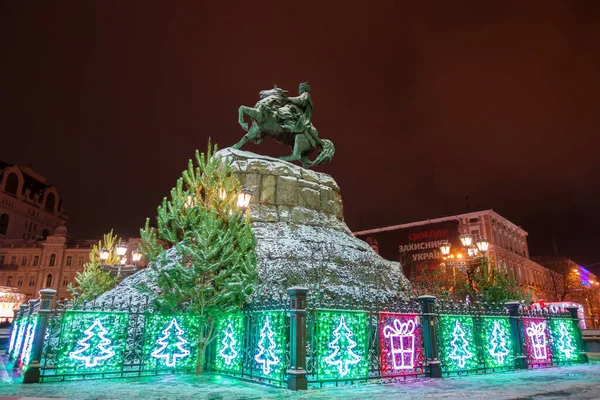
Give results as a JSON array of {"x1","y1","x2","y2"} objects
[
  {"x1": 480, "y1": 317, "x2": 514, "y2": 368},
  {"x1": 378, "y1": 312, "x2": 423, "y2": 376},
  {"x1": 251, "y1": 311, "x2": 286, "y2": 380},
  {"x1": 213, "y1": 313, "x2": 244, "y2": 374},
  {"x1": 10, "y1": 316, "x2": 29, "y2": 362},
  {"x1": 549, "y1": 318, "x2": 580, "y2": 363},
  {"x1": 55, "y1": 311, "x2": 129, "y2": 375},
  {"x1": 522, "y1": 318, "x2": 552, "y2": 366},
  {"x1": 8, "y1": 317, "x2": 23, "y2": 359},
  {"x1": 142, "y1": 314, "x2": 201, "y2": 371},
  {"x1": 438, "y1": 315, "x2": 478, "y2": 372},
  {"x1": 316, "y1": 310, "x2": 368, "y2": 380},
  {"x1": 21, "y1": 315, "x2": 40, "y2": 369}
]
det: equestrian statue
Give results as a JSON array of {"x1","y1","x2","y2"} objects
[{"x1": 233, "y1": 83, "x2": 335, "y2": 168}]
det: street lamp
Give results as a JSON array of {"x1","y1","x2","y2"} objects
[
  {"x1": 237, "y1": 188, "x2": 253, "y2": 211},
  {"x1": 98, "y1": 244, "x2": 143, "y2": 277},
  {"x1": 440, "y1": 241, "x2": 451, "y2": 256},
  {"x1": 459, "y1": 233, "x2": 473, "y2": 247},
  {"x1": 476, "y1": 237, "x2": 489, "y2": 253}
]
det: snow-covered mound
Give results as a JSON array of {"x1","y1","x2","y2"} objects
[{"x1": 97, "y1": 148, "x2": 410, "y2": 306}]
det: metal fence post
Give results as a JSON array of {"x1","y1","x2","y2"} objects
[
  {"x1": 505, "y1": 301, "x2": 528, "y2": 369},
  {"x1": 286, "y1": 286, "x2": 308, "y2": 390},
  {"x1": 23, "y1": 288, "x2": 57, "y2": 384},
  {"x1": 418, "y1": 295, "x2": 441, "y2": 378},
  {"x1": 566, "y1": 306, "x2": 588, "y2": 363}
]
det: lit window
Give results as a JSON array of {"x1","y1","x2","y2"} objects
[
  {"x1": 10, "y1": 256, "x2": 16, "y2": 266},
  {"x1": 33, "y1": 255, "x2": 39, "y2": 266},
  {"x1": 49, "y1": 254, "x2": 56, "y2": 266},
  {"x1": 17, "y1": 276, "x2": 23, "y2": 286},
  {"x1": 66, "y1": 256, "x2": 72, "y2": 266},
  {"x1": 21, "y1": 256, "x2": 27, "y2": 266},
  {"x1": 28, "y1": 276, "x2": 35, "y2": 287},
  {"x1": 46, "y1": 274, "x2": 53, "y2": 287},
  {"x1": 7, "y1": 276, "x2": 13, "y2": 286}
]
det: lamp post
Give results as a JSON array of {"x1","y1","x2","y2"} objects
[
  {"x1": 99, "y1": 245, "x2": 143, "y2": 277},
  {"x1": 439, "y1": 235, "x2": 490, "y2": 291},
  {"x1": 236, "y1": 188, "x2": 253, "y2": 212}
]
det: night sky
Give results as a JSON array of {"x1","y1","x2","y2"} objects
[{"x1": 1, "y1": 2, "x2": 599, "y2": 270}]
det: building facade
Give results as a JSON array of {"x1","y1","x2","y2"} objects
[
  {"x1": 354, "y1": 210, "x2": 552, "y2": 297},
  {"x1": 0, "y1": 161, "x2": 68, "y2": 240},
  {"x1": 0, "y1": 226, "x2": 147, "y2": 300}
]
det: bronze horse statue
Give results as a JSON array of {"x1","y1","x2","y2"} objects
[{"x1": 233, "y1": 83, "x2": 334, "y2": 168}]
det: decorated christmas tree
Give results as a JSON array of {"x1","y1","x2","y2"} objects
[
  {"x1": 219, "y1": 322, "x2": 238, "y2": 366},
  {"x1": 448, "y1": 320, "x2": 473, "y2": 369},
  {"x1": 488, "y1": 320, "x2": 510, "y2": 364},
  {"x1": 323, "y1": 316, "x2": 362, "y2": 377},
  {"x1": 557, "y1": 321, "x2": 576, "y2": 358},
  {"x1": 140, "y1": 142, "x2": 257, "y2": 374},
  {"x1": 254, "y1": 316, "x2": 280, "y2": 375},
  {"x1": 69, "y1": 319, "x2": 116, "y2": 368},
  {"x1": 151, "y1": 318, "x2": 190, "y2": 367}
]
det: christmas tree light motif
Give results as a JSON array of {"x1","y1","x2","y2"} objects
[
  {"x1": 151, "y1": 318, "x2": 190, "y2": 367},
  {"x1": 69, "y1": 319, "x2": 116, "y2": 367},
  {"x1": 556, "y1": 321, "x2": 576, "y2": 359},
  {"x1": 488, "y1": 320, "x2": 510, "y2": 364},
  {"x1": 218, "y1": 322, "x2": 238, "y2": 366},
  {"x1": 323, "y1": 316, "x2": 362, "y2": 377},
  {"x1": 383, "y1": 319, "x2": 416, "y2": 370},
  {"x1": 526, "y1": 321, "x2": 547, "y2": 360},
  {"x1": 448, "y1": 320, "x2": 474, "y2": 369},
  {"x1": 8, "y1": 319, "x2": 19, "y2": 356},
  {"x1": 254, "y1": 316, "x2": 280, "y2": 375}
]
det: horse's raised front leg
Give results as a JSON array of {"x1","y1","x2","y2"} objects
[
  {"x1": 238, "y1": 106, "x2": 260, "y2": 131},
  {"x1": 233, "y1": 123, "x2": 262, "y2": 149}
]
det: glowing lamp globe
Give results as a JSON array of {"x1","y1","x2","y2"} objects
[
  {"x1": 132, "y1": 250, "x2": 142, "y2": 263},
  {"x1": 219, "y1": 187, "x2": 227, "y2": 200},
  {"x1": 459, "y1": 233, "x2": 473, "y2": 247},
  {"x1": 237, "y1": 189, "x2": 253, "y2": 211},
  {"x1": 116, "y1": 245, "x2": 127, "y2": 257},
  {"x1": 439, "y1": 241, "x2": 451, "y2": 256},
  {"x1": 467, "y1": 247, "x2": 475, "y2": 258},
  {"x1": 476, "y1": 238, "x2": 489, "y2": 252},
  {"x1": 99, "y1": 248, "x2": 110, "y2": 261}
]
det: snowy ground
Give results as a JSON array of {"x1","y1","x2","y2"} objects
[{"x1": 1, "y1": 361, "x2": 599, "y2": 400}]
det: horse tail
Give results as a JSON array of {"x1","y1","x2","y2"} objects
[{"x1": 312, "y1": 139, "x2": 335, "y2": 166}]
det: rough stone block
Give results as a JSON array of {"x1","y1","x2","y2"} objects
[
  {"x1": 260, "y1": 175, "x2": 277, "y2": 204},
  {"x1": 276, "y1": 176, "x2": 297, "y2": 205},
  {"x1": 298, "y1": 187, "x2": 320, "y2": 211},
  {"x1": 249, "y1": 204, "x2": 279, "y2": 222}
]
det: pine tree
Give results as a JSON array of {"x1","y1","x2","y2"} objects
[
  {"x1": 69, "y1": 319, "x2": 115, "y2": 367},
  {"x1": 557, "y1": 321, "x2": 576, "y2": 358},
  {"x1": 254, "y1": 316, "x2": 280, "y2": 375},
  {"x1": 140, "y1": 142, "x2": 257, "y2": 375},
  {"x1": 219, "y1": 322, "x2": 238, "y2": 366},
  {"x1": 488, "y1": 320, "x2": 510, "y2": 364},
  {"x1": 68, "y1": 230, "x2": 123, "y2": 301},
  {"x1": 151, "y1": 318, "x2": 190, "y2": 367},
  {"x1": 448, "y1": 320, "x2": 473, "y2": 368},
  {"x1": 323, "y1": 316, "x2": 362, "y2": 377}
]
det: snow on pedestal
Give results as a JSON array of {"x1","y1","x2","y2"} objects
[{"x1": 97, "y1": 148, "x2": 411, "y2": 308}]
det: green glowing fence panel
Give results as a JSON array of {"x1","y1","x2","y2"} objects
[
  {"x1": 213, "y1": 313, "x2": 244, "y2": 374},
  {"x1": 439, "y1": 315, "x2": 478, "y2": 371},
  {"x1": 55, "y1": 311, "x2": 129, "y2": 375},
  {"x1": 251, "y1": 311, "x2": 286, "y2": 380},
  {"x1": 480, "y1": 317, "x2": 514, "y2": 368},
  {"x1": 10, "y1": 316, "x2": 29, "y2": 362},
  {"x1": 315, "y1": 310, "x2": 368, "y2": 380},
  {"x1": 142, "y1": 314, "x2": 201, "y2": 371},
  {"x1": 20, "y1": 315, "x2": 40, "y2": 370},
  {"x1": 549, "y1": 318, "x2": 580, "y2": 363}
]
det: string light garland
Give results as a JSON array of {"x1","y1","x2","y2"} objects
[
  {"x1": 252, "y1": 312, "x2": 285, "y2": 378},
  {"x1": 439, "y1": 316, "x2": 478, "y2": 371},
  {"x1": 549, "y1": 319, "x2": 578, "y2": 362},
  {"x1": 482, "y1": 318, "x2": 513, "y2": 367},
  {"x1": 219, "y1": 323, "x2": 238, "y2": 365},
  {"x1": 379, "y1": 313, "x2": 423, "y2": 376},
  {"x1": 56, "y1": 311, "x2": 128, "y2": 374},
  {"x1": 143, "y1": 314, "x2": 200, "y2": 371},
  {"x1": 11, "y1": 316, "x2": 28, "y2": 362},
  {"x1": 316, "y1": 311, "x2": 367, "y2": 380},
  {"x1": 523, "y1": 318, "x2": 551, "y2": 365}
]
